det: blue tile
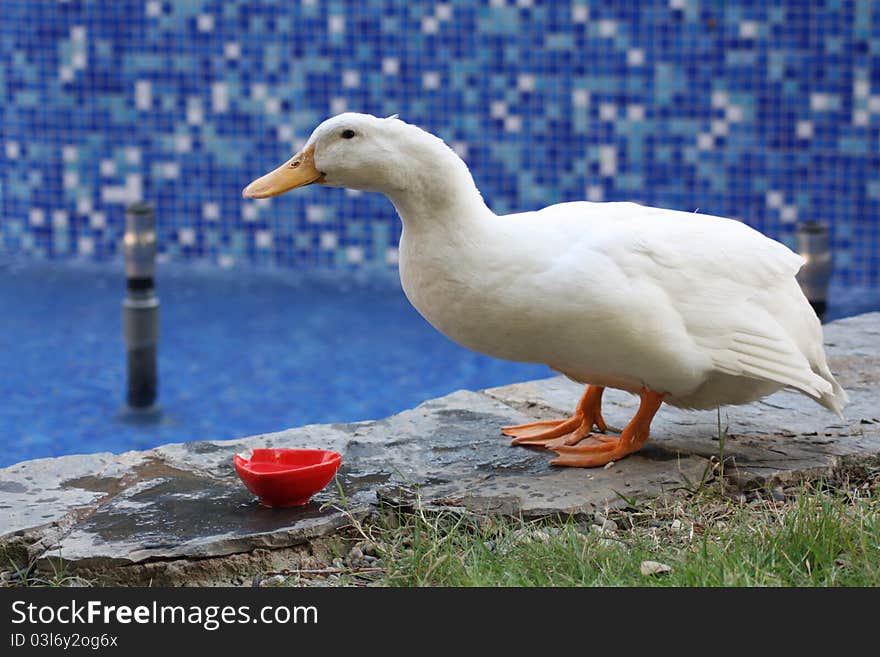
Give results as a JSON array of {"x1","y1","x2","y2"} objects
[{"x1": 0, "y1": 0, "x2": 878, "y2": 285}]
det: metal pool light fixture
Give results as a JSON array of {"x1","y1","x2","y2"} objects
[
  {"x1": 122, "y1": 202, "x2": 160, "y2": 411},
  {"x1": 795, "y1": 221, "x2": 832, "y2": 322}
]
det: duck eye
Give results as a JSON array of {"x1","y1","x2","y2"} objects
[{"x1": 341, "y1": 129, "x2": 356, "y2": 139}]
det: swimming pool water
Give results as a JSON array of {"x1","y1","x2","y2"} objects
[
  {"x1": 0, "y1": 260, "x2": 556, "y2": 467},
  {"x1": 1, "y1": 260, "x2": 878, "y2": 468}
]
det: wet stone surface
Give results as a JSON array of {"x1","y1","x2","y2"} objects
[
  {"x1": 59, "y1": 473, "x2": 352, "y2": 565},
  {"x1": 0, "y1": 312, "x2": 877, "y2": 584}
]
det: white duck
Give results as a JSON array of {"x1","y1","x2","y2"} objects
[{"x1": 243, "y1": 113, "x2": 848, "y2": 468}]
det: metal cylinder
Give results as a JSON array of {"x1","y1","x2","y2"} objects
[
  {"x1": 124, "y1": 201, "x2": 157, "y2": 281},
  {"x1": 795, "y1": 221, "x2": 832, "y2": 321},
  {"x1": 123, "y1": 203, "x2": 160, "y2": 409}
]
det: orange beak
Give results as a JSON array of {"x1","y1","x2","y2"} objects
[{"x1": 241, "y1": 144, "x2": 324, "y2": 199}]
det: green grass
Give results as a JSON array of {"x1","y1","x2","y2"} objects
[
  {"x1": 3, "y1": 548, "x2": 93, "y2": 588},
  {"x1": 346, "y1": 474, "x2": 880, "y2": 587}
]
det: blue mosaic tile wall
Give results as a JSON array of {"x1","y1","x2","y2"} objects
[{"x1": 1, "y1": 0, "x2": 878, "y2": 284}]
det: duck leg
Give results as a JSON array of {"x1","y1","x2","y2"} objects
[
  {"x1": 549, "y1": 387, "x2": 665, "y2": 467},
  {"x1": 502, "y1": 385, "x2": 607, "y2": 448}
]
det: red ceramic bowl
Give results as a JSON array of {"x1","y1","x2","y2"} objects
[{"x1": 233, "y1": 448, "x2": 342, "y2": 508}]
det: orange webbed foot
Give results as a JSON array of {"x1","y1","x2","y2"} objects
[
  {"x1": 502, "y1": 385, "x2": 606, "y2": 447},
  {"x1": 548, "y1": 388, "x2": 665, "y2": 468}
]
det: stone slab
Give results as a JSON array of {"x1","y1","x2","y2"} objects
[
  {"x1": 51, "y1": 460, "x2": 360, "y2": 566},
  {"x1": 2, "y1": 392, "x2": 704, "y2": 576},
  {"x1": 0, "y1": 451, "x2": 150, "y2": 562},
  {"x1": 335, "y1": 390, "x2": 706, "y2": 517}
]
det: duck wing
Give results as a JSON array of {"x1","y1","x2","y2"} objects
[{"x1": 539, "y1": 202, "x2": 836, "y2": 402}]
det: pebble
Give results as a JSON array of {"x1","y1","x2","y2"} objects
[
  {"x1": 671, "y1": 519, "x2": 682, "y2": 531},
  {"x1": 499, "y1": 527, "x2": 558, "y2": 555},
  {"x1": 347, "y1": 546, "x2": 364, "y2": 564},
  {"x1": 771, "y1": 486, "x2": 785, "y2": 502},
  {"x1": 332, "y1": 557, "x2": 344, "y2": 569},
  {"x1": 528, "y1": 529, "x2": 551, "y2": 542},
  {"x1": 640, "y1": 560, "x2": 672, "y2": 576},
  {"x1": 590, "y1": 519, "x2": 618, "y2": 536},
  {"x1": 65, "y1": 576, "x2": 92, "y2": 588},
  {"x1": 259, "y1": 574, "x2": 286, "y2": 587},
  {"x1": 510, "y1": 528, "x2": 558, "y2": 544}
]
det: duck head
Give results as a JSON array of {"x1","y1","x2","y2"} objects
[
  {"x1": 243, "y1": 113, "x2": 420, "y2": 198},
  {"x1": 242, "y1": 113, "x2": 486, "y2": 220}
]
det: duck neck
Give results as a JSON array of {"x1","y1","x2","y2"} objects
[{"x1": 385, "y1": 153, "x2": 493, "y2": 234}]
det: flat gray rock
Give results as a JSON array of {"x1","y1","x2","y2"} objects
[
  {"x1": 52, "y1": 460, "x2": 358, "y2": 565},
  {"x1": 0, "y1": 451, "x2": 150, "y2": 562},
  {"x1": 47, "y1": 390, "x2": 706, "y2": 569},
  {"x1": 0, "y1": 312, "x2": 876, "y2": 583}
]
